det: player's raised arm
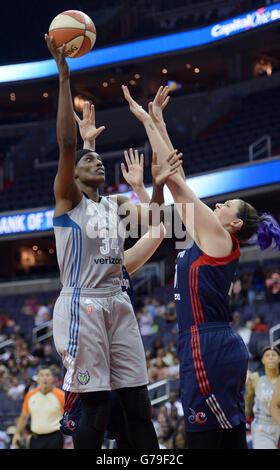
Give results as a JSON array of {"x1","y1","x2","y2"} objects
[
  {"x1": 270, "y1": 377, "x2": 280, "y2": 427},
  {"x1": 124, "y1": 222, "x2": 166, "y2": 275},
  {"x1": 122, "y1": 85, "x2": 233, "y2": 257},
  {"x1": 115, "y1": 149, "x2": 182, "y2": 230},
  {"x1": 122, "y1": 85, "x2": 171, "y2": 171},
  {"x1": 123, "y1": 150, "x2": 183, "y2": 274},
  {"x1": 148, "y1": 86, "x2": 186, "y2": 181},
  {"x1": 121, "y1": 148, "x2": 150, "y2": 204},
  {"x1": 74, "y1": 101, "x2": 105, "y2": 152},
  {"x1": 45, "y1": 34, "x2": 81, "y2": 216}
]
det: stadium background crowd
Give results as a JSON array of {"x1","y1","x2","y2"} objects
[{"x1": 0, "y1": 260, "x2": 279, "y2": 448}]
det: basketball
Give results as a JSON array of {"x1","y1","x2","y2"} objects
[{"x1": 48, "y1": 10, "x2": 96, "y2": 58}]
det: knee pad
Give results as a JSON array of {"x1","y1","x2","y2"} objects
[
  {"x1": 118, "y1": 386, "x2": 152, "y2": 422},
  {"x1": 80, "y1": 391, "x2": 111, "y2": 432},
  {"x1": 94, "y1": 400, "x2": 111, "y2": 432},
  {"x1": 137, "y1": 387, "x2": 152, "y2": 421}
]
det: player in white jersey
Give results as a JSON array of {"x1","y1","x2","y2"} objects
[
  {"x1": 269, "y1": 371, "x2": 280, "y2": 435},
  {"x1": 245, "y1": 346, "x2": 280, "y2": 449},
  {"x1": 45, "y1": 34, "x2": 181, "y2": 449}
]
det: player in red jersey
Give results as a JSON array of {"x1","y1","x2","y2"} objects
[{"x1": 122, "y1": 84, "x2": 280, "y2": 448}]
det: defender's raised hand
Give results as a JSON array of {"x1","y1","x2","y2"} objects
[
  {"x1": 121, "y1": 148, "x2": 144, "y2": 189},
  {"x1": 44, "y1": 34, "x2": 69, "y2": 80},
  {"x1": 74, "y1": 101, "x2": 105, "y2": 149},
  {"x1": 152, "y1": 150, "x2": 182, "y2": 186},
  {"x1": 148, "y1": 85, "x2": 170, "y2": 125},
  {"x1": 122, "y1": 85, "x2": 150, "y2": 123}
]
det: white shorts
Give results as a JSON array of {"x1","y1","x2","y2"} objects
[
  {"x1": 251, "y1": 421, "x2": 280, "y2": 449},
  {"x1": 53, "y1": 285, "x2": 148, "y2": 392}
]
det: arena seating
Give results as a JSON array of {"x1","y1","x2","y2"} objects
[
  {"x1": 0, "y1": 1, "x2": 262, "y2": 66},
  {"x1": 0, "y1": 84, "x2": 279, "y2": 212}
]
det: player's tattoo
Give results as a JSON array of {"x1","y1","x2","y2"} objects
[{"x1": 245, "y1": 374, "x2": 257, "y2": 416}]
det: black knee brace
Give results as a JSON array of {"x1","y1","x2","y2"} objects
[
  {"x1": 79, "y1": 391, "x2": 111, "y2": 432},
  {"x1": 116, "y1": 385, "x2": 152, "y2": 422},
  {"x1": 115, "y1": 386, "x2": 159, "y2": 449}
]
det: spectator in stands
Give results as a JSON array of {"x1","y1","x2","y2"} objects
[
  {"x1": 230, "y1": 279, "x2": 247, "y2": 310},
  {"x1": 14, "y1": 340, "x2": 33, "y2": 362},
  {"x1": 245, "y1": 346, "x2": 280, "y2": 449},
  {"x1": 163, "y1": 345, "x2": 175, "y2": 367},
  {"x1": 251, "y1": 315, "x2": 268, "y2": 333},
  {"x1": 20, "y1": 300, "x2": 33, "y2": 316},
  {"x1": 158, "y1": 422, "x2": 174, "y2": 449},
  {"x1": 167, "y1": 340, "x2": 177, "y2": 354},
  {"x1": 173, "y1": 430, "x2": 187, "y2": 449},
  {"x1": 153, "y1": 411, "x2": 168, "y2": 436},
  {"x1": 6, "y1": 376, "x2": 25, "y2": 401},
  {"x1": 23, "y1": 377, "x2": 37, "y2": 396},
  {"x1": 151, "y1": 338, "x2": 164, "y2": 359},
  {"x1": 0, "y1": 312, "x2": 8, "y2": 330},
  {"x1": 26, "y1": 295, "x2": 38, "y2": 316},
  {"x1": 136, "y1": 306, "x2": 154, "y2": 336},
  {"x1": 176, "y1": 416, "x2": 186, "y2": 434},
  {"x1": 50, "y1": 364, "x2": 63, "y2": 388},
  {"x1": 34, "y1": 302, "x2": 51, "y2": 326},
  {"x1": 265, "y1": 271, "x2": 280, "y2": 303},
  {"x1": 6, "y1": 357, "x2": 19, "y2": 377},
  {"x1": 6, "y1": 425, "x2": 18, "y2": 449},
  {"x1": 11, "y1": 327, "x2": 25, "y2": 350},
  {"x1": 241, "y1": 273, "x2": 254, "y2": 305},
  {"x1": 250, "y1": 265, "x2": 266, "y2": 304},
  {"x1": 0, "y1": 312, "x2": 14, "y2": 343},
  {"x1": 152, "y1": 298, "x2": 166, "y2": 318},
  {"x1": 12, "y1": 365, "x2": 65, "y2": 449},
  {"x1": 2, "y1": 316, "x2": 16, "y2": 338},
  {"x1": 7, "y1": 418, "x2": 30, "y2": 450},
  {"x1": 0, "y1": 428, "x2": 10, "y2": 449},
  {"x1": 31, "y1": 342, "x2": 45, "y2": 360},
  {"x1": 0, "y1": 327, "x2": 7, "y2": 344},
  {"x1": 248, "y1": 324, "x2": 270, "y2": 373},
  {"x1": 143, "y1": 297, "x2": 157, "y2": 320},
  {"x1": 47, "y1": 296, "x2": 57, "y2": 316},
  {"x1": 231, "y1": 311, "x2": 252, "y2": 347},
  {"x1": 162, "y1": 299, "x2": 177, "y2": 324},
  {"x1": 164, "y1": 391, "x2": 184, "y2": 417},
  {"x1": 18, "y1": 357, "x2": 33, "y2": 381},
  {"x1": 154, "y1": 346, "x2": 166, "y2": 361},
  {"x1": 154, "y1": 358, "x2": 169, "y2": 381},
  {"x1": 167, "y1": 355, "x2": 180, "y2": 379},
  {"x1": 0, "y1": 364, "x2": 9, "y2": 391},
  {"x1": 145, "y1": 349, "x2": 152, "y2": 361},
  {"x1": 158, "y1": 404, "x2": 168, "y2": 418},
  {"x1": 170, "y1": 405, "x2": 180, "y2": 430},
  {"x1": 147, "y1": 359, "x2": 158, "y2": 383},
  {"x1": 41, "y1": 344, "x2": 61, "y2": 368}
]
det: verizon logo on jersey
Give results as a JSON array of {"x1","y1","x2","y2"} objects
[{"x1": 94, "y1": 257, "x2": 122, "y2": 265}]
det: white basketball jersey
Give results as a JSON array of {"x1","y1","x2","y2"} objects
[{"x1": 53, "y1": 195, "x2": 125, "y2": 288}]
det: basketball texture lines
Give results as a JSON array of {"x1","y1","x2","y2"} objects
[{"x1": 49, "y1": 10, "x2": 96, "y2": 58}]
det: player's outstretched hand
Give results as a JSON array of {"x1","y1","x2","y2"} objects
[
  {"x1": 121, "y1": 148, "x2": 144, "y2": 189},
  {"x1": 122, "y1": 85, "x2": 150, "y2": 123},
  {"x1": 74, "y1": 101, "x2": 105, "y2": 145},
  {"x1": 152, "y1": 150, "x2": 182, "y2": 186},
  {"x1": 148, "y1": 85, "x2": 170, "y2": 125},
  {"x1": 44, "y1": 33, "x2": 69, "y2": 79}
]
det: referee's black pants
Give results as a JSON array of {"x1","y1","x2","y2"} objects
[{"x1": 29, "y1": 430, "x2": 64, "y2": 449}]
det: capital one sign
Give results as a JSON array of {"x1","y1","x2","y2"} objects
[{"x1": 211, "y1": 7, "x2": 280, "y2": 39}]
